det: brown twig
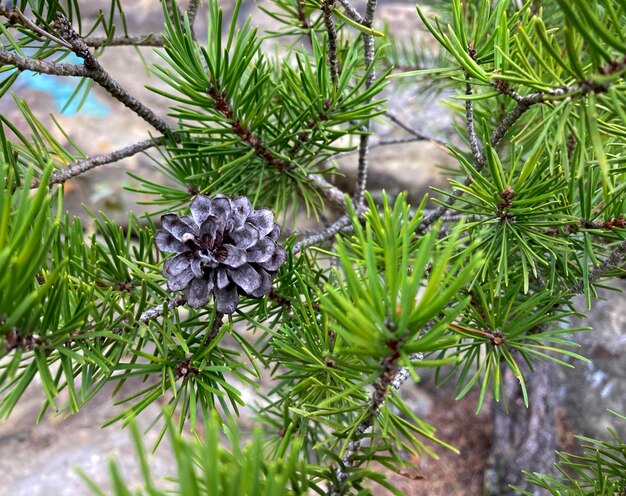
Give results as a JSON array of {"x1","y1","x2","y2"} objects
[
  {"x1": 418, "y1": 65, "x2": 622, "y2": 233},
  {"x1": 296, "y1": 0, "x2": 314, "y2": 47},
  {"x1": 0, "y1": 8, "x2": 170, "y2": 134},
  {"x1": 202, "y1": 311, "x2": 225, "y2": 347},
  {"x1": 2, "y1": 327, "x2": 47, "y2": 353},
  {"x1": 205, "y1": 83, "x2": 347, "y2": 209},
  {"x1": 308, "y1": 174, "x2": 348, "y2": 211},
  {"x1": 321, "y1": 0, "x2": 339, "y2": 84},
  {"x1": 0, "y1": 46, "x2": 88, "y2": 76},
  {"x1": 84, "y1": 0, "x2": 200, "y2": 47},
  {"x1": 336, "y1": 0, "x2": 364, "y2": 24},
  {"x1": 464, "y1": 79, "x2": 485, "y2": 168},
  {"x1": 186, "y1": 0, "x2": 201, "y2": 37}
]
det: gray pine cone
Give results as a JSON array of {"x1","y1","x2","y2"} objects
[{"x1": 155, "y1": 194, "x2": 287, "y2": 313}]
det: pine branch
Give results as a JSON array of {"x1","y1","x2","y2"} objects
[
  {"x1": 489, "y1": 97, "x2": 535, "y2": 148},
  {"x1": 321, "y1": 0, "x2": 339, "y2": 84},
  {"x1": 418, "y1": 67, "x2": 624, "y2": 232},
  {"x1": 352, "y1": 0, "x2": 378, "y2": 208},
  {"x1": 308, "y1": 174, "x2": 348, "y2": 210},
  {"x1": 85, "y1": 0, "x2": 200, "y2": 47},
  {"x1": 137, "y1": 295, "x2": 187, "y2": 325},
  {"x1": 326, "y1": 135, "x2": 450, "y2": 164},
  {"x1": 432, "y1": 212, "x2": 483, "y2": 222},
  {"x1": 161, "y1": 0, "x2": 200, "y2": 40},
  {"x1": 84, "y1": 34, "x2": 165, "y2": 47},
  {"x1": 0, "y1": 46, "x2": 88, "y2": 76},
  {"x1": 296, "y1": 0, "x2": 314, "y2": 47},
  {"x1": 289, "y1": 198, "x2": 476, "y2": 253},
  {"x1": 336, "y1": 0, "x2": 364, "y2": 24},
  {"x1": 293, "y1": 214, "x2": 353, "y2": 253},
  {"x1": 362, "y1": 0, "x2": 378, "y2": 77},
  {"x1": 202, "y1": 311, "x2": 225, "y2": 347},
  {"x1": 163, "y1": 0, "x2": 186, "y2": 33},
  {"x1": 186, "y1": 0, "x2": 202, "y2": 34},
  {"x1": 287, "y1": 100, "x2": 332, "y2": 156},
  {"x1": 2, "y1": 327, "x2": 47, "y2": 353},
  {"x1": 492, "y1": 70, "x2": 619, "y2": 106},
  {"x1": 0, "y1": 8, "x2": 171, "y2": 133},
  {"x1": 206, "y1": 84, "x2": 291, "y2": 172},
  {"x1": 378, "y1": 136, "x2": 443, "y2": 146},
  {"x1": 30, "y1": 133, "x2": 183, "y2": 188},
  {"x1": 329, "y1": 352, "x2": 422, "y2": 495},
  {"x1": 569, "y1": 238, "x2": 626, "y2": 295},
  {"x1": 464, "y1": 80, "x2": 485, "y2": 168},
  {"x1": 0, "y1": 5, "x2": 72, "y2": 49}
]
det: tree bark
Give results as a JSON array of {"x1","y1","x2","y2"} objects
[{"x1": 484, "y1": 360, "x2": 558, "y2": 495}]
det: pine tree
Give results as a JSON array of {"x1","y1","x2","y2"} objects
[{"x1": 1, "y1": 0, "x2": 625, "y2": 494}]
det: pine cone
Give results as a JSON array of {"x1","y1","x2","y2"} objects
[{"x1": 155, "y1": 194, "x2": 287, "y2": 313}]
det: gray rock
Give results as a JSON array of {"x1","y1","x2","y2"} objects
[
  {"x1": 557, "y1": 279, "x2": 626, "y2": 442},
  {"x1": 0, "y1": 379, "x2": 175, "y2": 496}
]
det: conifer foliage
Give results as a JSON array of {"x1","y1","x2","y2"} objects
[{"x1": 1, "y1": 0, "x2": 626, "y2": 494}]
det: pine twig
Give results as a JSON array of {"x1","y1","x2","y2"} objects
[
  {"x1": 186, "y1": 0, "x2": 202, "y2": 35},
  {"x1": 83, "y1": 0, "x2": 199, "y2": 47},
  {"x1": 362, "y1": 0, "x2": 378, "y2": 84},
  {"x1": 569, "y1": 238, "x2": 626, "y2": 295},
  {"x1": 308, "y1": 174, "x2": 348, "y2": 211},
  {"x1": 0, "y1": 46, "x2": 88, "y2": 77},
  {"x1": 336, "y1": 0, "x2": 364, "y2": 24},
  {"x1": 0, "y1": 5, "x2": 72, "y2": 48},
  {"x1": 0, "y1": 7, "x2": 171, "y2": 134},
  {"x1": 137, "y1": 296, "x2": 187, "y2": 324},
  {"x1": 205, "y1": 82, "x2": 347, "y2": 211},
  {"x1": 202, "y1": 311, "x2": 225, "y2": 347},
  {"x1": 293, "y1": 215, "x2": 353, "y2": 253},
  {"x1": 321, "y1": 0, "x2": 339, "y2": 84},
  {"x1": 84, "y1": 34, "x2": 165, "y2": 47},
  {"x1": 109, "y1": 295, "x2": 187, "y2": 335},
  {"x1": 352, "y1": 0, "x2": 378, "y2": 208},
  {"x1": 296, "y1": 0, "x2": 314, "y2": 47},
  {"x1": 30, "y1": 133, "x2": 183, "y2": 189},
  {"x1": 464, "y1": 80, "x2": 485, "y2": 168},
  {"x1": 490, "y1": 97, "x2": 537, "y2": 148},
  {"x1": 329, "y1": 352, "x2": 422, "y2": 495},
  {"x1": 326, "y1": 135, "x2": 450, "y2": 163},
  {"x1": 418, "y1": 71, "x2": 618, "y2": 233},
  {"x1": 163, "y1": 0, "x2": 186, "y2": 31}
]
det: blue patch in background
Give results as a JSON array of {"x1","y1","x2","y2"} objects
[
  {"x1": 24, "y1": 74, "x2": 110, "y2": 117},
  {"x1": 11, "y1": 52, "x2": 110, "y2": 118}
]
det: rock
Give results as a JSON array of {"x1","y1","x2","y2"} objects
[
  {"x1": 0, "y1": 379, "x2": 175, "y2": 496},
  {"x1": 557, "y1": 279, "x2": 626, "y2": 442}
]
